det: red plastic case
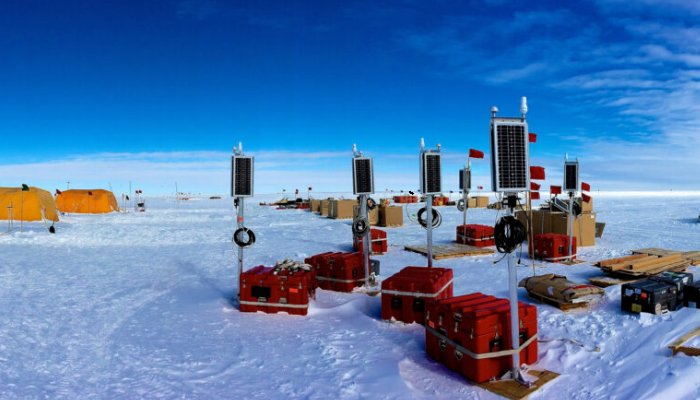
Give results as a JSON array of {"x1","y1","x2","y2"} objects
[
  {"x1": 425, "y1": 293, "x2": 538, "y2": 383},
  {"x1": 353, "y1": 228, "x2": 388, "y2": 255},
  {"x1": 304, "y1": 251, "x2": 366, "y2": 292},
  {"x1": 456, "y1": 224, "x2": 495, "y2": 247},
  {"x1": 532, "y1": 233, "x2": 576, "y2": 262},
  {"x1": 239, "y1": 265, "x2": 316, "y2": 316},
  {"x1": 381, "y1": 266, "x2": 454, "y2": 324}
]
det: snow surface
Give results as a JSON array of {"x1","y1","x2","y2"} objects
[{"x1": 1, "y1": 194, "x2": 699, "y2": 399}]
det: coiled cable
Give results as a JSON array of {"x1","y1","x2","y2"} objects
[
  {"x1": 233, "y1": 227, "x2": 256, "y2": 247},
  {"x1": 494, "y1": 215, "x2": 526, "y2": 254},
  {"x1": 417, "y1": 207, "x2": 442, "y2": 228}
]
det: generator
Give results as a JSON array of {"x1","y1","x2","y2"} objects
[
  {"x1": 650, "y1": 271, "x2": 693, "y2": 303},
  {"x1": 621, "y1": 279, "x2": 679, "y2": 315}
]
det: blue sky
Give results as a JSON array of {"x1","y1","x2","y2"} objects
[{"x1": 1, "y1": 0, "x2": 699, "y2": 194}]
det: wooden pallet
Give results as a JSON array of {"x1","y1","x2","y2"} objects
[
  {"x1": 667, "y1": 326, "x2": 700, "y2": 357},
  {"x1": 594, "y1": 252, "x2": 690, "y2": 278},
  {"x1": 404, "y1": 244, "x2": 494, "y2": 260},
  {"x1": 476, "y1": 369, "x2": 559, "y2": 400},
  {"x1": 526, "y1": 291, "x2": 591, "y2": 311}
]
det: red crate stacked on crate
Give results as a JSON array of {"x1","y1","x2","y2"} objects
[
  {"x1": 456, "y1": 224, "x2": 495, "y2": 247},
  {"x1": 532, "y1": 233, "x2": 576, "y2": 262},
  {"x1": 424, "y1": 293, "x2": 538, "y2": 383},
  {"x1": 304, "y1": 251, "x2": 366, "y2": 292},
  {"x1": 381, "y1": 267, "x2": 454, "y2": 324},
  {"x1": 239, "y1": 265, "x2": 316, "y2": 316},
  {"x1": 353, "y1": 228, "x2": 388, "y2": 255}
]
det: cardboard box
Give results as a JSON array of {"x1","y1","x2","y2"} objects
[
  {"x1": 475, "y1": 196, "x2": 489, "y2": 208},
  {"x1": 379, "y1": 205, "x2": 403, "y2": 227},
  {"x1": 353, "y1": 205, "x2": 379, "y2": 225},
  {"x1": 516, "y1": 209, "x2": 558, "y2": 236},
  {"x1": 310, "y1": 199, "x2": 321, "y2": 213},
  {"x1": 550, "y1": 212, "x2": 596, "y2": 247},
  {"x1": 329, "y1": 199, "x2": 356, "y2": 219},
  {"x1": 320, "y1": 200, "x2": 330, "y2": 216}
]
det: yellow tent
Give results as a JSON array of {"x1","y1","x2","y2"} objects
[
  {"x1": 0, "y1": 186, "x2": 60, "y2": 222},
  {"x1": 55, "y1": 189, "x2": 120, "y2": 214}
]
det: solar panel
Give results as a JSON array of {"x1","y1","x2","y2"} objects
[
  {"x1": 231, "y1": 155, "x2": 254, "y2": 197},
  {"x1": 564, "y1": 161, "x2": 579, "y2": 192},
  {"x1": 421, "y1": 152, "x2": 442, "y2": 194},
  {"x1": 490, "y1": 121, "x2": 529, "y2": 192},
  {"x1": 459, "y1": 168, "x2": 471, "y2": 191},
  {"x1": 353, "y1": 157, "x2": 374, "y2": 195}
]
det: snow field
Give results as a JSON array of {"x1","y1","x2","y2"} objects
[{"x1": 0, "y1": 194, "x2": 699, "y2": 399}]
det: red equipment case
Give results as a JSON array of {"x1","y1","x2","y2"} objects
[
  {"x1": 304, "y1": 251, "x2": 366, "y2": 292},
  {"x1": 239, "y1": 265, "x2": 316, "y2": 316},
  {"x1": 532, "y1": 233, "x2": 576, "y2": 262},
  {"x1": 353, "y1": 228, "x2": 388, "y2": 255},
  {"x1": 425, "y1": 293, "x2": 538, "y2": 383},
  {"x1": 456, "y1": 224, "x2": 495, "y2": 247},
  {"x1": 381, "y1": 267, "x2": 454, "y2": 324}
]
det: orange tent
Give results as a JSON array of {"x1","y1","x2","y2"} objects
[
  {"x1": 55, "y1": 189, "x2": 119, "y2": 214},
  {"x1": 0, "y1": 186, "x2": 60, "y2": 222}
]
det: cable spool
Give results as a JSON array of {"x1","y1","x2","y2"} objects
[
  {"x1": 456, "y1": 198, "x2": 466, "y2": 212},
  {"x1": 417, "y1": 207, "x2": 442, "y2": 228},
  {"x1": 233, "y1": 227, "x2": 256, "y2": 247},
  {"x1": 352, "y1": 217, "x2": 370, "y2": 237},
  {"x1": 494, "y1": 216, "x2": 527, "y2": 254}
]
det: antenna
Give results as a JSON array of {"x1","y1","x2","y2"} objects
[{"x1": 520, "y1": 96, "x2": 528, "y2": 118}]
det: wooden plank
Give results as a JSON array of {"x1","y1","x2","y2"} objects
[
  {"x1": 604, "y1": 255, "x2": 658, "y2": 271},
  {"x1": 624, "y1": 254, "x2": 682, "y2": 271},
  {"x1": 595, "y1": 254, "x2": 648, "y2": 268},
  {"x1": 668, "y1": 326, "x2": 700, "y2": 356},
  {"x1": 476, "y1": 369, "x2": 559, "y2": 400},
  {"x1": 632, "y1": 248, "x2": 682, "y2": 256},
  {"x1": 526, "y1": 291, "x2": 590, "y2": 311},
  {"x1": 403, "y1": 244, "x2": 494, "y2": 260}
]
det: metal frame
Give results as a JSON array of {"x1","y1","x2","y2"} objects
[
  {"x1": 352, "y1": 145, "x2": 374, "y2": 288},
  {"x1": 231, "y1": 155, "x2": 255, "y2": 198}
]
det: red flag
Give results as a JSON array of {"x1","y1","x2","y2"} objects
[
  {"x1": 530, "y1": 182, "x2": 540, "y2": 191},
  {"x1": 550, "y1": 185, "x2": 562, "y2": 195},
  {"x1": 582, "y1": 193, "x2": 592, "y2": 203},
  {"x1": 581, "y1": 182, "x2": 591, "y2": 192},
  {"x1": 529, "y1": 133, "x2": 537, "y2": 143},
  {"x1": 531, "y1": 191, "x2": 540, "y2": 200},
  {"x1": 530, "y1": 166, "x2": 545, "y2": 180},
  {"x1": 468, "y1": 149, "x2": 484, "y2": 159}
]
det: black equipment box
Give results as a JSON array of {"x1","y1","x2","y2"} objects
[
  {"x1": 651, "y1": 271, "x2": 693, "y2": 302},
  {"x1": 621, "y1": 279, "x2": 678, "y2": 315},
  {"x1": 683, "y1": 281, "x2": 700, "y2": 309}
]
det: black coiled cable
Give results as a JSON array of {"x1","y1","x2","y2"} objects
[
  {"x1": 417, "y1": 207, "x2": 442, "y2": 228},
  {"x1": 494, "y1": 215, "x2": 527, "y2": 254}
]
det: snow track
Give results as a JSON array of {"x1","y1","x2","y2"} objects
[{"x1": 0, "y1": 194, "x2": 699, "y2": 399}]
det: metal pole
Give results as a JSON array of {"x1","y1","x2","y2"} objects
[
  {"x1": 426, "y1": 193, "x2": 434, "y2": 267},
  {"x1": 568, "y1": 192, "x2": 574, "y2": 261},
  {"x1": 237, "y1": 197, "x2": 245, "y2": 284},
  {"x1": 506, "y1": 204, "x2": 522, "y2": 380},
  {"x1": 360, "y1": 194, "x2": 371, "y2": 286}
]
